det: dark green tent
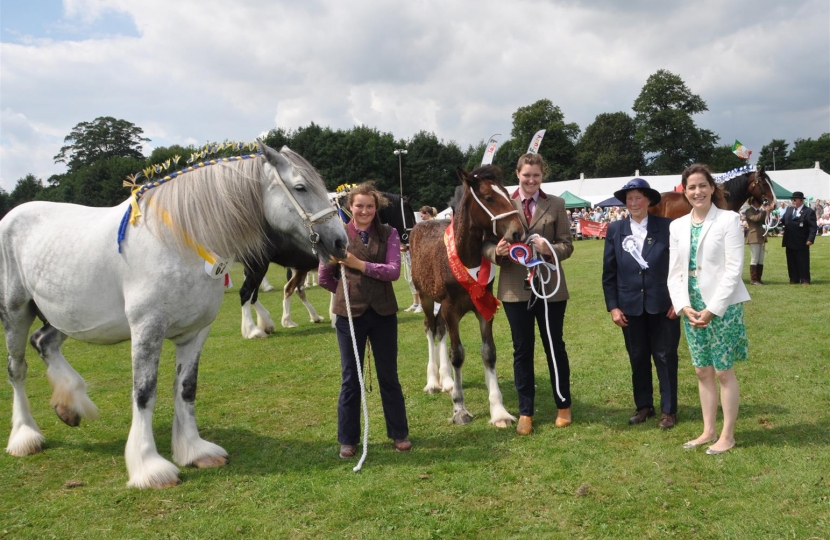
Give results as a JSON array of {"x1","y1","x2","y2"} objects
[
  {"x1": 559, "y1": 190, "x2": 592, "y2": 209},
  {"x1": 769, "y1": 179, "x2": 794, "y2": 199}
]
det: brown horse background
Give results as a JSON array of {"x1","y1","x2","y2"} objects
[
  {"x1": 409, "y1": 165, "x2": 524, "y2": 427},
  {"x1": 649, "y1": 165, "x2": 777, "y2": 219}
]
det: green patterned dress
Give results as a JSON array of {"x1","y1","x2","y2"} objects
[{"x1": 684, "y1": 222, "x2": 749, "y2": 370}]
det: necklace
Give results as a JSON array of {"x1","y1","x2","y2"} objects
[{"x1": 691, "y1": 214, "x2": 706, "y2": 225}]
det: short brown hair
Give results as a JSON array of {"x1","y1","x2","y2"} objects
[{"x1": 515, "y1": 153, "x2": 548, "y2": 177}]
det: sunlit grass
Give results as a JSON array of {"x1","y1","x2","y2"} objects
[{"x1": 2, "y1": 237, "x2": 828, "y2": 538}]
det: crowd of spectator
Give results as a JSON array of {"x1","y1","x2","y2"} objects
[
  {"x1": 739, "y1": 198, "x2": 828, "y2": 237},
  {"x1": 568, "y1": 206, "x2": 630, "y2": 239}
]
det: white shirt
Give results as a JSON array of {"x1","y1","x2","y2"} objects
[{"x1": 629, "y1": 215, "x2": 649, "y2": 253}]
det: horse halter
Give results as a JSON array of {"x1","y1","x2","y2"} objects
[
  {"x1": 749, "y1": 173, "x2": 774, "y2": 206},
  {"x1": 267, "y1": 165, "x2": 338, "y2": 255},
  {"x1": 467, "y1": 179, "x2": 519, "y2": 236}
]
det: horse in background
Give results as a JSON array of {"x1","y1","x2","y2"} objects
[
  {"x1": 239, "y1": 190, "x2": 415, "y2": 338},
  {"x1": 409, "y1": 165, "x2": 524, "y2": 427},
  {"x1": 649, "y1": 165, "x2": 777, "y2": 219},
  {"x1": 0, "y1": 141, "x2": 347, "y2": 489}
]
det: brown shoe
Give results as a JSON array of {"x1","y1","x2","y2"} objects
[
  {"x1": 394, "y1": 439, "x2": 412, "y2": 452},
  {"x1": 658, "y1": 413, "x2": 677, "y2": 429},
  {"x1": 516, "y1": 415, "x2": 533, "y2": 435},
  {"x1": 554, "y1": 408, "x2": 572, "y2": 428},
  {"x1": 339, "y1": 444, "x2": 356, "y2": 459},
  {"x1": 629, "y1": 407, "x2": 655, "y2": 425}
]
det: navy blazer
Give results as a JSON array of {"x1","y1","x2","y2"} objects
[{"x1": 602, "y1": 215, "x2": 673, "y2": 316}]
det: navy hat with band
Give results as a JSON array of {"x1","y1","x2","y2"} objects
[{"x1": 614, "y1": 178, "x2": 662, "y2": 207}]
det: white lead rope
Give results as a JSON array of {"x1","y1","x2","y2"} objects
[
  {"x1": 340, "y1": 265, "x2": 370, "y2": 472},
  {"x1": 525, "y1": 234, "x2": 566, "y2": 402}
]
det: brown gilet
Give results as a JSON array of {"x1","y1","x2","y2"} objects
[{"x1": 331, "y1": 224, "x2": 399, "y2": 317}]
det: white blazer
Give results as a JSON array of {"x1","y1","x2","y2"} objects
[{"x1": 668, "y1": 205, "x2": 751, "y2": 317}]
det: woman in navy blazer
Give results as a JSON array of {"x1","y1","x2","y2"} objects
[
  {"x1": 603, "y1": 179, "x2": 680, "y2": 429},
  {"x1": 668, "y1": 164, "x2": 751, "y2": 455}
]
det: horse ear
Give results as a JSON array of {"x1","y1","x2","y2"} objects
[
  {"x1": 257, "y1": 139, "x2": 294, "y2": 180},
  {"x1": 456, "y1": 167, "x2": 479, "y2": 189},
  {"x1": 757, "y1": 164, "x2": 766, "y2": 175}
]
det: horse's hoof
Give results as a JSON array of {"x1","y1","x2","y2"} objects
[
  {"x1": 151, "y1": 478, "x2": 183, "y2": 489},
  {"x1": 263, "y1": 325, "x2": 275, "y2": 334},
  {"x1": 311, "y1": 317, "x2": 324, "y2": 323},
  {"x1": 192, "y1": 455, "x2": 228, "y2": 469},
  {"x1": 492, "y1": 419, "x2": 513, "y2": 428},
  {"x1": 245, "y1": 329, "x2": 268, "y2": 339},
  {"x1": 451, "y1": 411, "x2": 473, "y2": 425},
  {"x1": 54, "y1": 404, "x2": 81, "y2": 427},
  {"x1": 281, "y1": 321, "x2": 299, "y2": 329},
  {"x1": 423, "y1": 383, "x2": 442, "y2": 394}
]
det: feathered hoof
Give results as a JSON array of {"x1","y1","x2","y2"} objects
[
  {"x1": 261, "y1": 285, "x2": 276, "y2": 292},
  {"x1": 423, "y1": 381, "x2": 442, "y2": 394},
  {"x1": 126, "y1": 458, "x2": 181, "y2": 490},
  {"x1": 192, "y1": 455, "x2": 229, "y2": 468},
  {"x1": 6, "y1": 426, "x2": 45, "y2": 456},
  {"x1": 451, "y1": 410, "x2": 474, "y2": 425},
  {"x1": 281, "y1": 320, "x2": 299, "y2": 329},
  {"x1": 244, "y1": 328, "x2": 269, "y2": 339},
  {"x1": 54, "y1": 404, "x2": 81, "y2": 427},
  {"x1": 441, "y1": 381, "x2": 455, "y2": 394},
  {"x1": 261, "y1": 324, "x2": 276, "y2": 334},
  {"x1": 311, "y1": 316, "x2": 324, "y2": 323},
  {"x1": 491, "y1": 418, "x2": 514, "y2": 428}
]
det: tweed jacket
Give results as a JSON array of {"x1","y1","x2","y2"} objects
[
  {"x1": 781, "y1": 204, "x2": 818, "y2": 250},
  {"x1": 483, "y1": 190, "x2": 573, "y2": 303},
  {"x1": 744, "y1": 205, "x2": 768, "y2": 244},
  {"x1": 668, "y1": 206, "x2": 751, "y2": 317},
  {"x1": 602, "y1": 215, "x2": 673, "y2": 317}
]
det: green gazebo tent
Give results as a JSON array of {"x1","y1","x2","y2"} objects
[
  {"x1": 769, "y1": 179, "x2": 794, "y2": 199},
  {"x1": 559, "y1": 190, "x2": 592, "y2": 209}
]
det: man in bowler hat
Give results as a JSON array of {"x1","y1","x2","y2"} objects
[
  {"x1": 602, "y1": 178, "x2": 680, "y2": 429},
  {"x1": 781, "y1": 191, "x2": 818, "y2": 285}
]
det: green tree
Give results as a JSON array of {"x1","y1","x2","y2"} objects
[
  {"x1": 575, "y1": 112, "x2": 644, "y2": 178},
  {"x1": 707, "y1": 145, "x2": 746, "y2": 173},
  {"x1": 403, "y1": 130, "x2": 466, "y2": 209},
  {"x1": 495, "y1": 99, "x2": 581, "y2": 181},
  {"x1": 54, "y1": 116, "x2": 149, "y2": 173},
  {"x1": 757, "y1": 139, "x2": 790, "y2": 171},
  {"x1": 10, "y1": 174, "x2": 44, "y2": 206},
  {"x1": 633, "y1": 70, "x2": 718, "y2": 174},
  {"x1": 786, "y1": 133, "x2": 830, "y2": 172},
  {"x1": 0, "y1": 187, "x2": 11, "y2": 219}
]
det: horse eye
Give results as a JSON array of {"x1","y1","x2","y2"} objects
[
  {"x1": 485, "y1": 196, "x2": 494, "y2": 203},
  {"x1": 295, "y1": 184, "x2": 306, "y2": 192}
]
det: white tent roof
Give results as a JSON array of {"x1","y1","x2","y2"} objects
[{"x1": 502, "y1": 163, "x2": 830, "y2": 206}]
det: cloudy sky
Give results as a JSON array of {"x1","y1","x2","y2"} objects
[{"x1": 1, "y1": 0, "x2": 828, "y2": 192}]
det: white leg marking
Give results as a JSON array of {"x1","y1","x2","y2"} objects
[
  {"x1": 46, "y1": 361, "x2": 99, "y2": 421},
  {"x1": 439, "y1": 335, "x2": 454, "y2": 393},
  {"x1": 423, "y1": 330, "x2": 442, "y2": 393},
  {"x1": 253, "y1": 300, "x2": 275, "y2": 333},
  {"x1": 484, "y1": 366, "x2": 516, "y2": 427},
  {"x1": 260, "y1": 277, "x2": 276, "y2": 292},
  {"x1": 281, "y1": 295, "x2": 298, "y2": 328},
  {"x1": 241, "y1": 301, "x2": 268, "y2": 339},
  {"x1": 125, "y1": 403, "x2": 180, "y2": 489},
  {"x1": 6, "y1": 380, "x2": 45, "y2": 456}
]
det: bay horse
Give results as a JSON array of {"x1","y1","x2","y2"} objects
[
  {"x1": 649, "y1": 165, "x2": 777, "y2": 219},
  {"x1": 409, "y1": 165, "x2": 524, "y2": 427},
  {"x1": 0, "y1": 141, "x2": 348, "y2": 489},
  {"x1": 239, "y1": 191, "x2": 415, "y2": 338}
]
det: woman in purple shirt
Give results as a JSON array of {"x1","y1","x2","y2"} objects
[{"x1": 318, "y1": 183, "x2": 411, "y2": 459}]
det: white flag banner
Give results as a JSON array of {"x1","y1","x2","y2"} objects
[
  {"x1": 481, "y1": 134, "x2": 501, "y2": 165},
  {"x1": 526, "y1": 129, "x2": 546, "y2": 154}
]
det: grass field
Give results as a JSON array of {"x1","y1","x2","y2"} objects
[{"x1": 1, "y1": 236, "x2": 828, "y2": 539}]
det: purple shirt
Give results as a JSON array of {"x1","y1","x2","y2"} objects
[{"x1": 319, "y1": 223, "x2": 401, "y2": 292}]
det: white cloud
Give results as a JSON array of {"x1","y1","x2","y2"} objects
[{"x1": 1, "y1": 0, "x2": 828, "y2": 192}]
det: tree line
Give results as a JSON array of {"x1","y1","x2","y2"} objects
[{"x1": 2, "y1": 69, "x2": 828, "y2": 220}]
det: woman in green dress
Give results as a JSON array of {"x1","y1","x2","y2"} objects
[{"x1": 667, "y1": 164, "x2": 751, "y2": 455}]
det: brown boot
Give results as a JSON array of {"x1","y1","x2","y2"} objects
[
  {"x1": 516, "y1": 415, "x2": 533, "y2": 435},
  {"x1": 757, "y1": 264, "x2": 765, "y2": 285},
  {"x1": 555, "y1": 408, "x2": 572, "y2": 428},
  {"x1": 749, "y1": 265, "x2": 760, "y2": 285}
]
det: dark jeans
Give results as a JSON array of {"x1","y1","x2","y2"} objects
[
  {"x1": 335, "y1": 308, "x2": 408, "y2": 445},
  {"x1": 503, "y1": 300, "x2": 571, "y2": 417},
  {"x1": 785, "y1": 247, "x2": 811, "y2": 284},
  {"x1": 621, "y1": 312, "x2": 680, "y2": 415}
]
